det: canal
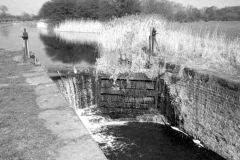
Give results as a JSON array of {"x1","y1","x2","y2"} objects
[{"x1": 0, "y1": 24, "x2": 225, "y2": 160}]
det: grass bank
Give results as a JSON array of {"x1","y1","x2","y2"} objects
[
  {"x1": 0, "y1": 50, "x2": 57, "y2": 160},
  {"x1": 53, "y1": 14, "x2": 240, "y2": 79}
]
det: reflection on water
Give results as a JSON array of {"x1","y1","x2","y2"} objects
[
  {"x1": 0, "y1": 25, "x2": 100, "y2": 74},
  {"x1": 40, "y1": 34, "x2": 98, "y2": 64},
  {"x1": 0, "y1": 27, "x2": 10, "y2": 38},
  {"x1": 39, "y1": 32, "x2": 99, "y2": 74}
]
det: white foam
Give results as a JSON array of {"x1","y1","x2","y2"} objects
[
  {"x1": 171, "y1": 126, "x2": 188, "y2": 136},
  {"x1": 171, "y1": 126, "x2": 204, "y2": 148},
  {"x1": 193, "y1": 139, "x2": 204, "y2": 147},
  {"x1": 76, "y1": 110, "x2": 129, "y2": 153}
]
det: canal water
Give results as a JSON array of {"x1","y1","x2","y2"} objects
[
  {"x1": 0, "y1": 24, "x2": 99, "y2": 76},
  {"x1": 0, "y1": 24, "x2": 225, "y2": 160}
]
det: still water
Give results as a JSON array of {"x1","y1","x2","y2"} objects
[
  {"x1": 0, "y1": 24, "x2": 225, "y2": 160},
  {"x1": 0, "y1": 24, "x2": 99, "y2": 75}
]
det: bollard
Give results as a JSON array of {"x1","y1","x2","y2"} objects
[
  {"x1": 21, "y1": 28, "x2": 29, "y2": 58},
  {"x1": 148, "y1": 27, "x2": 157, "y2": 67},
  {"x1": 152, "y1": 27, "x2": 157, "y2": 55}
]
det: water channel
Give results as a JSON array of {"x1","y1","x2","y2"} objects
[{"x1": 0, "y1": 24, "x2": 225, "y2": 160}]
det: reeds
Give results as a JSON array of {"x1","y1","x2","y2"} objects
[
  {"x1": 54, "y1": 32, "x2": 100, "y2": 44},
  {"x1": 37, "y1": 21, "x2": 48, "y2": 29},
  {"x1": 54, "y1": 19, "x2": 103, "y2": 33},
  {"x1": 53, "y1": 14, "x2": 240, "y2": 77},
  {"x1": 99, "y1": 14, "x2": 240, "y2": 76}
]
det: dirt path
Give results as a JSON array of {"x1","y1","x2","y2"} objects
[{"x1": 0, "y1": 50, "x2": 107, "y2": 160}]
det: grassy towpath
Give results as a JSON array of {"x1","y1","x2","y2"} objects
[{"x1": 0, "y1": 49, "x2": 107, "y2": 160}]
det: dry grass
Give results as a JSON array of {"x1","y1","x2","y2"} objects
[
  {"x1": 54, "y1": 14, "x2": 240, "y2": 78},
  {"x1": 37, "y1": 21, "x2": 48, "y2": 29},
  {"x1": 54, "y1": 19, "x2": 103, "y2": 33},
  {"x1": 54, "y1": 31, "x2": 100, "y2": 44},
  {"x1": 99, "y1": 14, "x2": 240, "y2": 76}
]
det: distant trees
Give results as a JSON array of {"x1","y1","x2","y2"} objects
[
  {"x1": 0, "y1": 5, "x2": 9, "y2": 18},
  {"x1": 38, "y1": 0, "x2": 80, "y2": 22},
  {"x1": 20, "y1": 12, "x2": 32, "y2": 21},
  {"x1": 0, "y1": 5, "x2": 8, "y2": 15},
  {"x1": 142, "y1": 0, "x2": 174, "y2": 19},
  {"x1": 38, "y1": 0, "x2": 141, "y2": 22},
  {"x1": 98, "y1": 0, "x2": 116, "y2": 20},
  {"x1": 38, "y1": 0, "x2": 240, "y2": 22},
  {"x1": 0, "y1": 5, "x2": 36, "y2": 21},
  {"x1": 115, "y1": 0, "x2": 141, "y2": 17}
]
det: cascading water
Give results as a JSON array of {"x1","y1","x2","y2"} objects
[{"x1": 52, "y1": 71, "x2": 225, "y2": 160}]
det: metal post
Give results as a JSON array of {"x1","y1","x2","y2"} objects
[
  {"x1": 22, "y1": 28, "x2": 29, "y2": 58},
  {"x1": 149, "y1": 27, "x2": 157, "y2": 65},
  {"x1": 152, "y1": 27, "x2": 157, "y2": 55},
  {"x1": 147, "y1": 27, "x2": 154, "y2": 67}
]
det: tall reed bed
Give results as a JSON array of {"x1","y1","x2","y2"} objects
[
  {"x1": 54, "y1": 19, "x2": 103, "y2": 33},
  {"x1": 99, "y1": 14, "x2": 240, "y2": 76},
  {"x1": 37, "y1": 21, "x2": 48, "y2": 29},
  {"x1": 54, "y1": 14, "x2": 240, "y2": 78},
  {"x1": 54, "y1": 32, "x2": 100, "y2": 44}
]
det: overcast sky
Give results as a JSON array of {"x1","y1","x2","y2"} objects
[{"x1": 1, "y1": 0, "x2": 240, "y2": 15}]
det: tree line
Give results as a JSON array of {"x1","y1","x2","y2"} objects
[
  {"x1": 38, "y1": 0, "x2": 142, "y2": 22},
  {"x1": 0, "y1": 5, "x2": 37, "y2": 21},
  {"x1": 37, "y1": 0, "x2": 240, "y2": 22},
  {"x1": 142, "y1": 0, "x2": 240, "y2": 22}
]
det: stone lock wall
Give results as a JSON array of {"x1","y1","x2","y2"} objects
[
  {"x1": 53, "y1": 65, "x2": 240, "y2": 160},
  {"x1": 98, "y1": 75, "x2": 158, "y2": 118},
  {"x1": 158, "y1": 63, "x2": 240, "y2": 160}
]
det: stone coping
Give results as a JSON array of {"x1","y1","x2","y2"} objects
[{"x1": 23, "y1": 65, "x2": 107, "y2": 160}]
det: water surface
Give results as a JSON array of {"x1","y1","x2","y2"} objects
[{"x1": 0, "y1": 24, "x2": 99, "y2": 75}]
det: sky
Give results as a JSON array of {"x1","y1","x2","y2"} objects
[
  {"x1": 0, "y1": 0, "x2": 49, "y2": 15},
  {"x1": 171, "y1": 0, "x2": 240, "y2": 8},
  {"x1": 1, "y1": 0, "x2": 240, "y2": 15}
]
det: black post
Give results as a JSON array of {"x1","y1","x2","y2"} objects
[
  {"x1": 152, "y1": 27, "x2": 157, "y2": 55},
  {"x1": 22, "y1": 28, "x2": 29, "y2": 58}
]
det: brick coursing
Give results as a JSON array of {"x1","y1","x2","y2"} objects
[{"x1": 159, "y1": 63, "x2": 240, "y2": 160}]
